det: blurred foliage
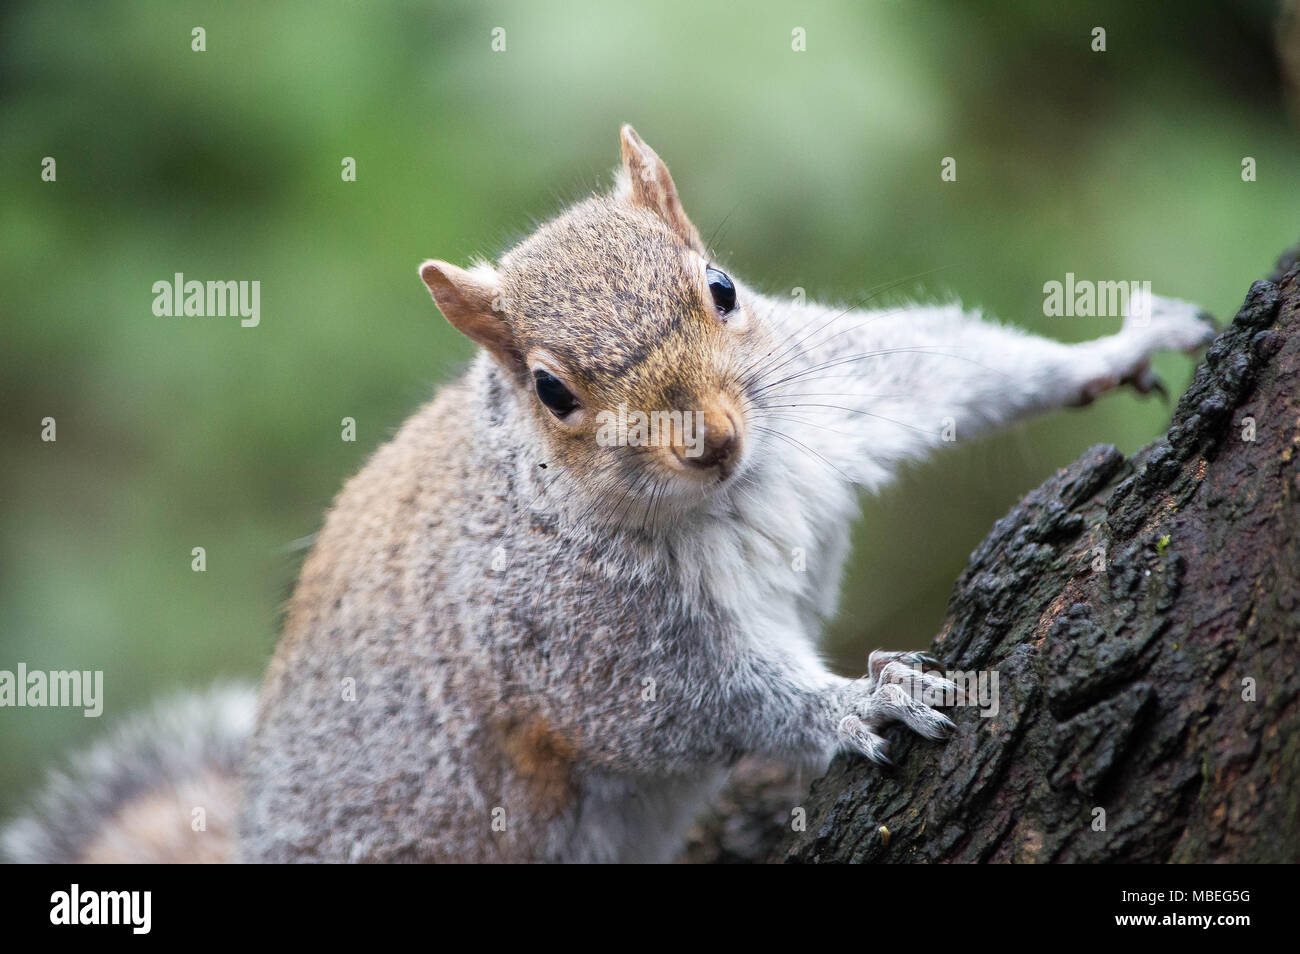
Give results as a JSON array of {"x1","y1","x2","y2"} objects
[{"x1": 1, "y1": 0, "x2": 1297, "y2": 812}]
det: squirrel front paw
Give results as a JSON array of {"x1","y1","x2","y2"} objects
[
  {"x1": 1125, "y1": 296, "x2": 1219, "y2": 353},
  {"x1": 1075, "y1": 297, "x2": 1218, "y2": 406},
  {"x1": 835, "y1": 650, "x2": 956, "y2": 764}
]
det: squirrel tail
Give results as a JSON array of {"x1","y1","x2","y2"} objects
[{"x1": 2, "y1": 683, "x2": 256, "y2": 864}]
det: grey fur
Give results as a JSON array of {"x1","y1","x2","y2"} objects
[
  {"x1": 8, "y1": 128, "x2": 1215, "y2": 864},
  {"x1": 238, "y1": 130, "x2": 1214, "y2": 862},
  {"x1": 2, "y1": 684, "x2": 255, "y2": 863}
]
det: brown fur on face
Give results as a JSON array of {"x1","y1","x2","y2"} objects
[
  {"x1": 420, "y1": 126, "x2": 770, "y2": 508},
  {"x1": 501, "y1": 199, "x2": 743, "y2": 407},
  {"x1": 496, "y1": 193, "x2": 763, "y2": 499}
]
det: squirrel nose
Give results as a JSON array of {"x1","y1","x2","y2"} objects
[{"x1": 682, "y1": 417, "x2": 738, "y2": 471}]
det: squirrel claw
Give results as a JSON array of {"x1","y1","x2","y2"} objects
[
  {"x1": 838, "y1": 657, "x2": 956, "y2": 761},
  {"x1": 1122, "y1": 362, "x2": 1168, "y2": 401}
]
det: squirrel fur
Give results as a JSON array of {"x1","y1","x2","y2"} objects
[{"x1": 5, "y1": 126, "x2": 1216, "y2": 864}]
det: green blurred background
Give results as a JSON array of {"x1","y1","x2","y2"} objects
[{"x1": 2, "y1": 0, "x2": 1297, "y2": 813}]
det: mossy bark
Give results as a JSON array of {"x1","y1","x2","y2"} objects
[{"x1": 774, "y1": 251, "x2": 1300, "y2": 863}]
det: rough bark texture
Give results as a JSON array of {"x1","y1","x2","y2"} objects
[{"x1": 685, "y1": 248, "x2": 1300, "y2": 863}]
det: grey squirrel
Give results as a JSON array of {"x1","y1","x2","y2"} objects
[{"x1": 3, "y1": 126, "x2": 1215, "y2": 863}]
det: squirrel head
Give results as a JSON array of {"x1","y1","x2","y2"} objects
[{"x1": 419, "y1": 125, "x2": 775, "y2": 523}]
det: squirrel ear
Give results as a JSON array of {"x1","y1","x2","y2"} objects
[
  {"x1": 419, "y1": 260, "x2": 522, "y2": 373},
  {"x1": 616, "y1": 125, "x2": 704, "y2": 252}
]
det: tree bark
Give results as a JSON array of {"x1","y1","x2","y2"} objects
[{"x1": 686, "y1": 247, "x2": 1300, "y2": 864}]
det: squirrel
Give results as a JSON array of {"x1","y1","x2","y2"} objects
[{"x1": 3, "y1": 126, "x2": 1216, "y2": 864}]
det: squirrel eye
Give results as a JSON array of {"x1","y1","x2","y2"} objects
[
  {"x1": 706, "y1": 266, "x2": 737, "y2": 318},
  {"x1": 533, "y1": 369, "x2": 580, "y2": 418}
]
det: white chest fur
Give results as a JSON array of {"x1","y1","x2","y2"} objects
[{"x1": 671, "y1": 444, "x2": 858, "y2": 683}]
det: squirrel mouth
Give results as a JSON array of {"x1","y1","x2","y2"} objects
[
  {"x1": 670, "y1": 409, "x2": 743, "y2": 480},
  {"x1": 671, "y1": 445, "x2": 740, "y2": 482}
]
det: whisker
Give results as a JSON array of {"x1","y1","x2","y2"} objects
[
  {"x1": 752, "y1": 413, "x2": 864, "y2": 440},
  {"x1": 752, "y1": 345, "x2": 963, "y2": 395},
  {"x1": 755, "y1": 390, "x2": 913, "y2": 402},
  {"x1": 753, "y1": 345, "x2": 1010, "y2": 397},
  {"x1": 705, "y1": 201, "x2": 742, "y2": 259},
  {"x1": 751, "y1": 424, "x2": 853, "y2": 483},
  {"x1": 737, "y1": 263, "x2": 963, "y2": 391},
  {"x1": 759, "y1": 402, "x2": 934, "y2": 436}
]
